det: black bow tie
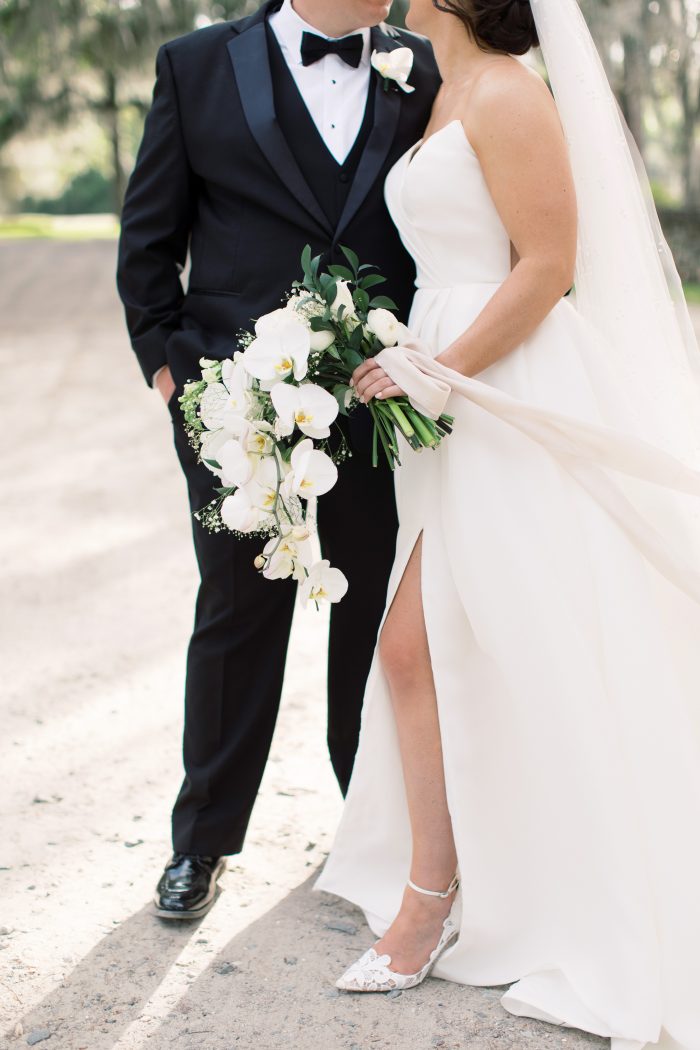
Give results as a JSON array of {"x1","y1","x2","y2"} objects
[{"x1": 300, "y1": 31, "x2": 364, "y2": 69}]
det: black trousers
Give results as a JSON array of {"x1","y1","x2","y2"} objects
[{"x1": 167, "y1": 394, "x2": 398, "y2": 856}]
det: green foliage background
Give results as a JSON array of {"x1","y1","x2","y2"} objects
[{"x1": 0, "y1": 0, "x2": 697, "y2": 221}]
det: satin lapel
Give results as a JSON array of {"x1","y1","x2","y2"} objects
[
  {"x1": 226, "y1": 23, "x2": 334, "y2": 238},
  {"x1": 334, "y1": 27, "x2": 405, "y2": 243}
]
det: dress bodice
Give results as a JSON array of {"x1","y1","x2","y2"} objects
[{"x1": 385, "y1": 119, "x2": 512, "y2": 290}]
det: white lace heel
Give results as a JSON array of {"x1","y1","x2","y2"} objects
[{"x1": 335, "y1": 873, "x2": 460, "y2": 993}]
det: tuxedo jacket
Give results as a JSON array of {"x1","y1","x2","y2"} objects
[{"x1": 116, "y1": 1, "x2": 441, "y2": 394}]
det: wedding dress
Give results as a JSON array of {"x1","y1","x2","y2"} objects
[{"x1": 314, "y1": 113, "x2": 700, "y2": 1050}]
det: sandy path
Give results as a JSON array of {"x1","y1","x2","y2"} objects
[{"x1": 4, "y1": 241, "x2": 695, "y2": 1050}]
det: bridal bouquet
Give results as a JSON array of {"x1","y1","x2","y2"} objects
[{"x1": 178, "y1": 245, "x2": 453, "y2": 605}]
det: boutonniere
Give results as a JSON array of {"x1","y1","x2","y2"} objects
[{"x1": 370, "y1": 48, "x2": 416, "y2": 94}]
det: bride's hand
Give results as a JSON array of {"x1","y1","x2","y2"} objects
[{"x1": 351, "y1": 359, "x2": 405, "y2": 403}]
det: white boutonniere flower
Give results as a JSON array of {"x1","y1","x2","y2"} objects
[{"x1": 371, "y1": 47, "x2": 415, "y2": 94}]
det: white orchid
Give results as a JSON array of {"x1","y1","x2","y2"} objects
[
  {"x1": 271, "y1": 382, "x2": 339, "y2": 440},
  {"x1": 220, "y1": 488, "x2": 265, "y2": 533},
  {"x1": 219, "y1": 456, "x2": 281, "y2": 532},
  {"x1": 250, "y1": 455, "x2": 285, "y2": 512},
  {"x1": 242, "y1": 318, "x2": 311, "y2": 388},
  {"x1": 285, "y1": 439, "x2": 338, "y2": 499},
  {"x1": 199, "y1": 428, "x2": 232, "y2": 478},
  {"x1": 367, "y1": 308, "x2": 409, "y2": 348},
  {"x1": 218, "y1": 438, "x2": 256, "y2": 488},
  {"x1": 299, "y1": 560, "x2": 349, "y2": 608},
  {"x1": 370, "y1": 48, "x2": 415, "y2": 94},
  {"x1": 261, "y1": 526, "x2": 314, "y2": 582},
  {"x1": 241, "y1": 423, "x2": 274, "y2": 457}
]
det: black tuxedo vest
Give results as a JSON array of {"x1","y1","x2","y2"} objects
[{"x1": 266, "y1": 23, "x2": 376, "y2": 230}]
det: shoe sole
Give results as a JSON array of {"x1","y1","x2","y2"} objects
[{"x1": 153, "y1": 858, "x2": 226, "y2": 920}]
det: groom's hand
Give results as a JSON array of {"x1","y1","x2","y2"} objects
[
  {"x1": 155, "y1": 365, "x2": 177, "y2": 405},
  {"x1": 351, "y1": 359, "x2": 405, "y2": 403}
]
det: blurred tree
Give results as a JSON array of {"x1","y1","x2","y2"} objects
[
  {"x1": 0, "y1": 0, "x2": 250, "y2": 212},
  {"x1": 1, "y1": 0, "x2": 698, "y2": 211},
  {"x1": 387, "y1": 0, "x2": 408, "y2": 26},
  {"x1": 580, "y1": 0, "x2": 699, "y2": 205},
  {"x1": 649, "y1": 0, "x2": 700, "y2": 207}
]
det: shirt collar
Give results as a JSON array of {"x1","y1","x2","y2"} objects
[{"x1": 271, "y1": 0, "x2": 371, "y2": 68}]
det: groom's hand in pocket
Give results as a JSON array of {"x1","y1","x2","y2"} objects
[{"x1": 155, "y1": 365, "x2": 177, "y2": 405}]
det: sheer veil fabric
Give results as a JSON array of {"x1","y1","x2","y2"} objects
[
  {"x1": 314, "y1": 4, "x2": 700, "y2": 1049},
  {"x1": 530, "y1": 0, "x2": 700, "y2": 462}
]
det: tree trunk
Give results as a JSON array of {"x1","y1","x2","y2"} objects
[{"x1": 104, "y1": 69, "x2": 125, "y2": 215}]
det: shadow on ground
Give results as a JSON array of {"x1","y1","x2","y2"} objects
[
  {"x1": 10, "y1": 904, "x2": 192, "y2": 1047},
  {"x1": 144, "y1": 871, "x2": 608, "y2": 1050}
]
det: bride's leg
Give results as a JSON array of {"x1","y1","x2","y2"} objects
[{"x1": 374, "y1": 533, "x2": 459, "y2": 975}]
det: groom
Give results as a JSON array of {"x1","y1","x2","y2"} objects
[{"x1": 117, "y1": 0, "x2": 439, "y2": 918}]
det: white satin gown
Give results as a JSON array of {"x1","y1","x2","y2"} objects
[{"x1": 314, "y1": 118, "x2": 700, "y2": 1050}]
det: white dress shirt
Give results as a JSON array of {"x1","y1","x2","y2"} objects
[
  {"x1": 154, "y1": 1, "x2": 372, "y2": 390},
  {"x1": 268, "y1": 0, "x2": 371, "y2": 165}
]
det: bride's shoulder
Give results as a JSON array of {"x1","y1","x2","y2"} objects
[{"x1": 459, "y1": 58, "x2": 561, "y2": 150}]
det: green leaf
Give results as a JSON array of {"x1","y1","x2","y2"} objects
[
  {"x1": 358, "y1": 273, "x2": 386, "y2": 290},
  {"x1": 353, "y1": 287, "x2": 370, "y2": 313},
  {"x1": 349, "y1": 323, "x2": 365, "y2": 351},
  {"x1": 309, "y1": 315, "x2": 333, "y2": 331},
  {"x1": 327, "y1": 264, "x2": 355, "y2": 281},
  {"x1": 345, "y1": 348, "x2": 364, "y2": 369},
  {"x1": 369, "y1": 295, "x2": 399, "y2": 311},
  {"x1": 340, "y1": 245, "x2": 360, "y2": 275},
  {"x1": 322, "y1": 276, "x2": 338, "y2": 306},
  {"x1": 333, "y1": 383, "x2": 351, "y2": 415},
  {"x1": 204, "y1": 458, "x2": 222, "y2": 470},
  {"x1": 300, "y1": 243, "x2": 312, "y2": 278}
]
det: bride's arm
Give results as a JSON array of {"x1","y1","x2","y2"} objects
[{"x1": 437, "y1": 63, "x2": 577, "y2": 377}]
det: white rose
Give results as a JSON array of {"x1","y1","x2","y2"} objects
[
  {"x1": 286, "y1": 292, "x2": 336, "y2": 350},
  {"x1": 331, "y1": 281, "x2": 357, "y2": 322},
  {"x1": 367, "y1": 308, "x2": 409, "y2": 348},
  {"x1": 309, "y1": 328, "x2": 335, "y2": 352}
]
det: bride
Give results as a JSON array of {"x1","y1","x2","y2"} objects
[{"x1": 314, "y1": 0, "x2": 700, "y2": 1047}]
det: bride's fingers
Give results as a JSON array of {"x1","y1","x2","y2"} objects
[
  {"x1": 351, "y1": 359, "x2": 380, "y2": 388},
  {"x1": 376, "y1": 384, "x2": 405, "y2": 400},
  {"x1": 355, "y1": 367, "x2": 389, "y2": 400},
  {"x1": 360, "y1": 374, "x2": 398, "y2": 403}
]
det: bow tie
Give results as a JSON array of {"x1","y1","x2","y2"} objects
[{"x1": 300, "y1": 31, "x2": 364, "y2": 69}]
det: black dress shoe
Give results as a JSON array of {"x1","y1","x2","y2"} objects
[{"x1": 154, "y1": 853, "x2": 226, "y2": 919}]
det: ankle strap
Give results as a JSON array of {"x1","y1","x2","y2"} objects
[{"x1": 407, "y1": 872, "x2": 459, "y2": 899}]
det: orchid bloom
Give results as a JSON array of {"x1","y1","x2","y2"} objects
[
  {"x1": 287, "y1": 439, "x2": 338, "y2": 499},
  {"x1": 262, "y1": 527, "x2": 314, "y2": 582},
  {"x1": 270, "y1": 382, "x2": 339, "y2": 440},
  {"x1": 299, "y1": 560, "x2": 349, "y2": 608},
  {"x1": 242, "y1": 317, "x2": 311, "y2": 388}
]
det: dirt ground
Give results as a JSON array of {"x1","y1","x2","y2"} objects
[{"x1": 3, "y1": 240, "x2": 696, "y2": 1050}]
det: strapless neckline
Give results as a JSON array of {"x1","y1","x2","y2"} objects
[{"x1": 406, "y1": 118, "x2": 475, "y2": 167}]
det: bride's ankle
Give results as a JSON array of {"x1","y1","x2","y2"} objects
[{"x1": 407, "y1": 868, "x2": 459, "y2": 897}]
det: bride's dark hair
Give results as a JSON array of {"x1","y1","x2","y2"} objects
[{"x1": 432, "y1": 0, "x2": 539, "y2": 55}]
